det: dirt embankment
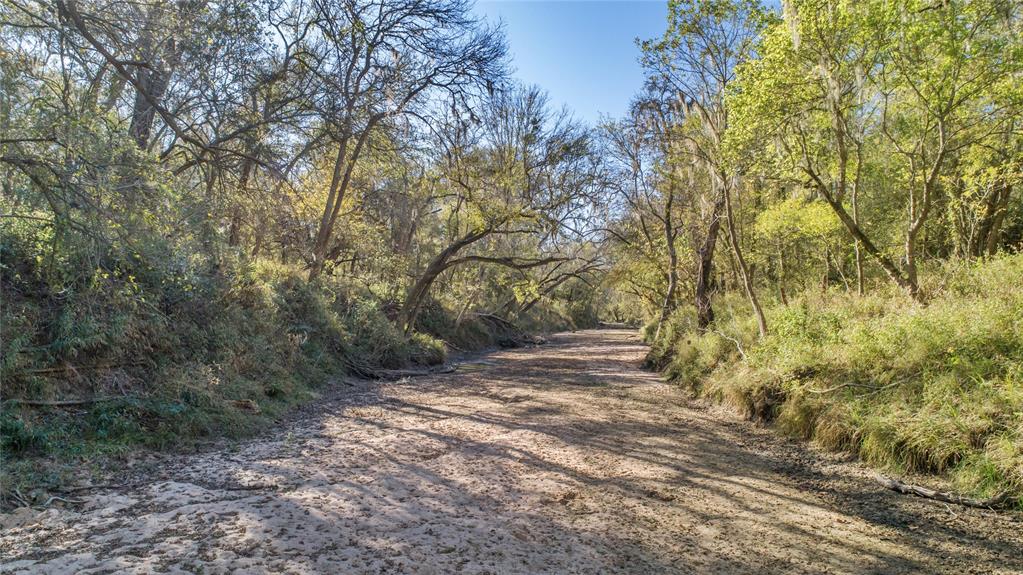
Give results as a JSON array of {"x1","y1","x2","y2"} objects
[{"x1": 2, "y1": 329, "x2": 1021, "y2": 574}]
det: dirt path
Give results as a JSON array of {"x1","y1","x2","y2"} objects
[{"x1": 2, "y1": 329, "x2": 1021, "y2": 574}]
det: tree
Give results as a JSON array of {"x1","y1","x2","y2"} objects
[
  {"x1": 398, "y1": 86, "x2": 596, "y2": 334},
  {"x1": 641, "y1": 0, "x2": 772, "y2": 337},
  {"x1": 728, "y1": 0, "x2": 1023, "y2": 301},
  {"x1": 301, "y1": 0, "x2": 506, "y2": 279},
  {"x1": 600, "y1": 96, "x2": 687, "y2": 339}
]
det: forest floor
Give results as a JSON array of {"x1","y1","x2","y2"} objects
[{"x1": 1, "y1": 329, "x2": 1021, "y2": 574}]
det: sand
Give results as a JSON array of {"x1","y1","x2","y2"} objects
[{"x1": 2, "y1": 329, "x2": 1021, "y2": 574}]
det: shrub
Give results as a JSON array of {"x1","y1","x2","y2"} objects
[
  {"x1": 408, "y1": 333, "x2": 447, "y2": 366},
  {"x1": 2, "y1": 241, "x2": 449, "y2": 473},
  {"x1": 1, "y1": 410, "x2": 50, "y2": 457},
  {"x1": 1, "y1": 214, "x2": 572, "y2": 489}
]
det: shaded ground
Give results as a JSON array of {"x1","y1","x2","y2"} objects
[{"x1": 2, "y1": 329, "x2": 1021, "y2": 574}]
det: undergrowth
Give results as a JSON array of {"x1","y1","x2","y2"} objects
[
  {"x1": 647, "y1": 254, "x2": 1023, "y2": 506},
  {"x1": 0, "y1": 227, "x2": 581, "y2": 493}
]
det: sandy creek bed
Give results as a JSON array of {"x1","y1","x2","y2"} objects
[{"x1": 2, "y1": 329, "x2": 1021, "y2": 574}]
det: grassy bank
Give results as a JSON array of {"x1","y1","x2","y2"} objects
[
  {"x1": 647, "y1": 255, "x2": 1023, "y2": 506},
  {"x1": 1, "y1": 234, "x2": 592, "y2": 493}
]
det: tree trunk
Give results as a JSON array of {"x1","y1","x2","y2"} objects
[
  {"x1": 904, "y1": 225, "x2": 920, "y2": 289},
  {"x1": 127, "y1": 5, "x2": 184, "y2": 150},
  {"x1": 129, "y1": 65, "x2": 173, "y2": 149},
  {"x1": 807, "y1": 170, "x2": 922, "y2": 301},
  {"x1": 985, "y1": 185, "x2": 1011, "y2": 256},
  {"x1": 308, "y1": 140, "x2": 350, "y2": 280},
  {"x1": 777, "y1": 248, "x2": 788, "y2": 305},
  {"x1": 974, "y1": 182, "x2": 1012, "y2": 257},
  {"x1": 399, "y1": 228, "x2": 491, "y2": 335},
  {"x1": 308, "y1": 115, "x2": 383, "y2": 281},
  {"x1": 655, "y1": 248, "x2": 678, "y2": 340},
  {"x1": 227, "y1": 207, "x2": 243, "y2": 248},
  {"x1": 251, "y1": 216, "x2": 265, "y2": 258},
  {"x1": 401, "y1": 260, "x2": 449, "y2": 336},
  {"x1": 200, "y1": 169, "x2": 220, "y2": 266},
  {"x1": 654, "y1": 186, "x2": 679, "y2": 340},
  {"x1": 695, "y1": 193, "x2": 726, "y2": 330},
  {"x1": 229, "y1": 144, "x2": 257, "y2": 248},
  {"x1": 723, "y1": 182, "x2": 767, "y2": 338},
  {"x1": 852, "y1": 169, "x2": 865, "y2": 295}
]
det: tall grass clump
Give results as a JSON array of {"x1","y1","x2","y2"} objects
[{"x1": 650, "y1": 254, "x2": 1023, "y2": 504}]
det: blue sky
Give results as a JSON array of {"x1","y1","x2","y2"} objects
[{"x1": 474, "y1": 1, "x2": 669, "y2": 126}]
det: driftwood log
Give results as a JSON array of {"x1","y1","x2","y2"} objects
[{"x1": 873, "y1": 473, "x2": 1014, "y2": 509}]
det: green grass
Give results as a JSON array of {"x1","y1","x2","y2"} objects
[{"x1": 648, "y1": 255, "x2": 1023, "y2": 505}]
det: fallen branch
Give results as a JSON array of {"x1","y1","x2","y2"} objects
[
  {"x1": 41, "y1": 495, "x2": 84, "y2": 507},
  {"x1": 807, "y1": 375, "x2": 912, "y2": 395},
  {"x1": 219, "y1": 483, "x2": 280, "y2": 491},
  {"x1": 872, "y1": 473, "x2": 1015, "y2": 509},
  {"x1": 475, "y1": 312, "x2": 522, "y2": 332},
  {"x1": 598, "y1": 321, "x2": 632, "y2": 329},
  {"x1": 440, "y1": 339, "x2": 466, "y2": 353},
  {"x1": 370, "y1": 364, "x2": 456, "y2": 380},
  {"x1": 713, "y1": 330, "x2": 747, "y2": 361},
  {"x1": 7, "y1": 396, "x2": 133, "y2": 407},
  {"x1": 20, "y1": 361, "x2": 144, "y2": 376},
  {"x1": 807, "y1": 381, "x2": 898, "y2": 395},
  {"x1": 58, "y1": 483, "x2": 132, "y2": 493},
  {"x1": 341, "y1": 356, "x2": 380, "y2": 378},
  {"x1": 11, "y1": 488, "x2": 31, "y2": 508}
]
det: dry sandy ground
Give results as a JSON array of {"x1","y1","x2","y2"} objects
[{"x1": 2, "y1": 329, "x2": 1021, "y2": 574}]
